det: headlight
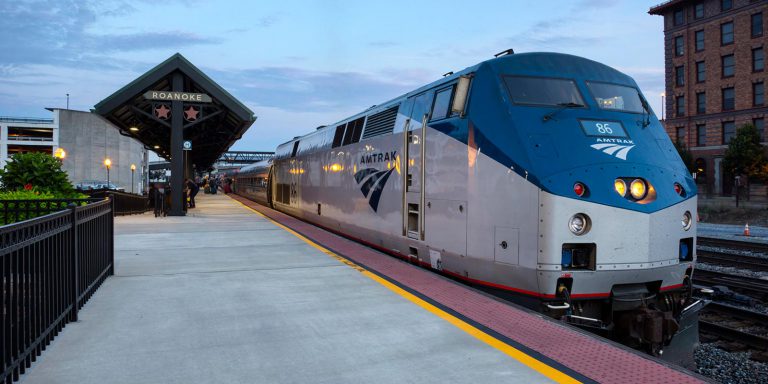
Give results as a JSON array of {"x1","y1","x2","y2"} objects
[
  {"x1": 614, "y1": 179, "x2": 627, "y2": 197},
  {"x1": 630, "y1": 179, "x2": 647, "y2": 200},
  {"x1": 682, "y1": 211, "x2": 692, "y2": 231},
  {"x1": 568, "y1": 213, "x2": 590, "y2": 235}
]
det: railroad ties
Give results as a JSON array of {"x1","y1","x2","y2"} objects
[{"x1": 695, "y1": 237, "x2": 768, "y2": 360}]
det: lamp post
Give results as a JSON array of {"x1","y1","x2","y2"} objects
[
  {"x1": 130, "y1": 164, "x2": 136, "y2": 194},
  {"x1": 660, "y1": 92, "x2": 666, "y2": 120},
  {"x1": 104, "y1": 158, "x2": 112, "y2": 186}
]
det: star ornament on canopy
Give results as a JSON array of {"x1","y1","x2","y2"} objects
[
  {"x1": 184, "y1": 106, "x2": 200, "y2": 122},
  {"x1": 154, "y1": 104, "x2": 170, "y2": 120}
]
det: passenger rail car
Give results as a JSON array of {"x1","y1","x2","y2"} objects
[{"x1": 235, "y1": 52, "x2": 701, "y2": 356}]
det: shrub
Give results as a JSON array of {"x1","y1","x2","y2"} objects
[
  {"x1": 0, "y1": 189, "x2": 90, "y2": 225},
  {"x1": 0, "y1": 152, "x2": 76, "y2": 195}
]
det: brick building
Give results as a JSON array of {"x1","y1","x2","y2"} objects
[{"x1": 650, "y1": 0, "x2": 766, "y2": 196}]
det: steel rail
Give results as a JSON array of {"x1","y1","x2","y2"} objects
[
  {"x1": 697, "y1": 249, "x2": 768, "y2": 272},
  {"x1": 697, "y1": 236, "x2": 768, "y2": 253},
  {"x1": 693, "y1": 269, "x2": 768, "y2": 301},
  {"x1": 700, "y1": 302, "x2": 768, "y2": 350}
]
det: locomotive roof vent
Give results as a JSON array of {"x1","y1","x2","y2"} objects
[
  {"x1": 494, "y1": 48, "x2": 515, "y2": 58},
  {"x1": 443, "y1": 71, "x2": 454, "y2": 77}
]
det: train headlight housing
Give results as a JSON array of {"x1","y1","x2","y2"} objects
[
  {"x1": 630, "y1": 179, "x2": 647, "y2": 200},
  {"x1": 614, "y1": 179, "x2": 627, "y2": 197},
  {"x1": 682, "y1": 211, "x2": 692, "y2": 231},
  {"x1": 568, "y1": 213, "x2": 590, "y2": 236}
]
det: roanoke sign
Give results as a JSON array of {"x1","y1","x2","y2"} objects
[{"x1": 143, "y1": 91, "x2": 212, "y2": 103}]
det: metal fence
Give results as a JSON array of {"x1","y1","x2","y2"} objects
[
  {"x1": 0, "y1": 199, "x2": 98, "y2": 226},
  {"x1": 1, "y1": 199, "x2": 114, "y2": 383},
  {"x1": 86, "y1": 190, "x2": 150, "y2": 216}
]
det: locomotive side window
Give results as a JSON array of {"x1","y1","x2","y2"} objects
[
  {"x1": 332, "y1": 124, "x2": 345, "y2": 148},
  {"x1": 587, "y1": 82, "x2": 645, "y2": 113},
  {"x1": 342, "y1": 117, "x2": 365, "y2": 146},
  {"x1": 430, "y1": 86, "x2": 454, "y2": 121}
]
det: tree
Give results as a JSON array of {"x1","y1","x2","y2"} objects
[
  {"x1": 0, "y1": 152, "x2": 76, "y2": 195},
  {"x1": 722, "y1": 123, "x2": 768, "y2": 181},
  {"x1": 673, "y1": 140, "x2": 695, "y2": 174}
]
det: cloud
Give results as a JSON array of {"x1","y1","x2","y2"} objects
[
  {"x1": 93, "y1": 32, "x2": 219, "y2": 52},
  {"x1": 211, "y1": 66, "x2": 426, "y2": 114}
]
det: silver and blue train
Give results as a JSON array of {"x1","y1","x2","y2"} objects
[{"x1": 234, "y1": 52, "x2": 701, "y2": 356}]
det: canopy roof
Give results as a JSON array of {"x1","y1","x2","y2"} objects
[{"x1": 93, "y1": 53, "x2": 256, "y2": 170}]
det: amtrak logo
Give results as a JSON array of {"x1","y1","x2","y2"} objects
[
  {"x1": 590, "y1": 143, "x2": 635, "y2": 160},
  {"x1": 354, "y1": 167, "x2": 395, "y2": 212}
]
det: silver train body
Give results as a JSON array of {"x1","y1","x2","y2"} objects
[{"x1": 234, "y1": 53, "x2": 700, "y2": 356}]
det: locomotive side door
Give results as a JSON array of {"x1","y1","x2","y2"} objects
[{"x1": 403, "y1": 92, "x2": 432, "y2": 240}]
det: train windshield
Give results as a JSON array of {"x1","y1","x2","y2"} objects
[
  {"x1": 504, "y1": 76, "x2": 584, "y2": 107},
  {"x1": 587, "y1": 82, "x2": 645, "y2": 113}
]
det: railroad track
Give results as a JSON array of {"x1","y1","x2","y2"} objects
[
  {"x1": 697, "y1": 249, "x2": 768, "y2": 272},
  {"x1": 697, "y1": 236, "x2": 768, "y2": 253},
  {"x1": 693, "y1": 269, "x2": 768, "y2": 301},
  {"x1": 700, "y1": 302, "x2": 768, "y2": 351}
]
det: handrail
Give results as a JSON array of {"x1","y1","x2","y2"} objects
[{"x1": 1, "y1": 199, "x2": 114, "y2": 382}]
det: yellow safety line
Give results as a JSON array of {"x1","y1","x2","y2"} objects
[{"x1": 231, "y1": 197, "x2": 581, "y2": 384}]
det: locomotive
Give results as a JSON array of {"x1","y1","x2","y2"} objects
[{"x1": 234, "y1": 51, "x2": 703, "y2": 358}]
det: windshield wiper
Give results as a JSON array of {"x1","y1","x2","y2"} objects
[
  {"x1": 637, "y1": 91, "x2": 651, "y2": 128},
  {"x1": 542, "y1": 102, "x2": 584, "y2": 122}
]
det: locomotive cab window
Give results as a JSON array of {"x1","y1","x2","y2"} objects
[
  {"x1": 586, "y1": 82, "x2": 645, "y2": 114},
  {"x1": 503, "y1": 76, "x2": 585, "y2": 107},
  {"x1": 430, "y1": 86, "x2": 454, "y2": 121}
]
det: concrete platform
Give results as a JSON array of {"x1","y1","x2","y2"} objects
[{"x1": 19, "y1": 194, "x2": 559, "y2": 384}]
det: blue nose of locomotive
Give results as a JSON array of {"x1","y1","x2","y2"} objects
[{"x1": 477, "y1": 53, "x2": 696, "y2": 213}]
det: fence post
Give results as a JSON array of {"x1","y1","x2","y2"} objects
[
  {"x1": 68, "y1": 203, "x2": 79, "y2": 322},
  {"x1": 109, "y1": 195, "x2": 115, "y2": 276}
]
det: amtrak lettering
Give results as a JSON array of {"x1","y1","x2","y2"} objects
[
  {"x1": 360, "y1": 151, "x2": 397, "y2": 164},
  {"x1": 595, "y1": 137, "x2": 634, "y2": 145}
]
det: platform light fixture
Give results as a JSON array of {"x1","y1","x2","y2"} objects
[
  {"x1": 104, "y1": 158, "x2": 112, "y2": 185},
  {"x1": 53, "y1": 147, "x2": 66, "y2": 160},
  {"x1": 130, "y1": 164, "x2": 136, "y2": 193},
  {"x1": 129, "y1": 126, "x2": 139, "y2": 132}
]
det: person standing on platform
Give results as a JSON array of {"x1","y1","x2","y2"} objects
[
  {"x1": 186, "y1": 178, "x2": 199, "y2": 208},
  {"x1": 209, "y1": 176, "x2": 218, "y2": 195}
]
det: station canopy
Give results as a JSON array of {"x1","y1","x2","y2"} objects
[{"x1": 94, "y1": 53, "x2": 256, "y2": 170}]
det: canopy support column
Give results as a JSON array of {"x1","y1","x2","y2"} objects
[{"x1": 169, "y1": 72, "x2": 185, "y2": 216}]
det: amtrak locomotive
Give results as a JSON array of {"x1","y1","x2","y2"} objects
[{"x1": 234, "y1": 52, "x2": 701, "y2": 356}]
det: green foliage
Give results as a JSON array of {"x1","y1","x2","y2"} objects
[
  {"x1": 0, "y1": 152, "x2": 76, "y2": 195},
  {"x1": 0, "y1": 190, "x2": 90, "y2": 225},
  {"x1": 722, "y1": 124, "x2": 768, "y2": 181},
  {"x1": 673, "y1": 140, "x2": 695, "y2": 174}
]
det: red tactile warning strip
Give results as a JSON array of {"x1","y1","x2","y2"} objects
[{"x1": 230, "y1": 195, "x2": 705, "y2": 384}]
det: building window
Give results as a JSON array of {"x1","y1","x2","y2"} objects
[
  {"x1": 721, "y1": 22, "x2": 734, "y2": 45},
  {"x1": 696, "y1": 61, "x2": 706, "y2": 82},
  {"x1": 676, "y1": 95, "x2": 686, "y2": 116},
  {"x1": 695, "y1": 3, "x2": 704, "y2": 19},
  {"x1": 754, "y1": 118, "x2": 765, "y2": 141},
  {"x1": 753, "y1": 13, "x2": 764, "y2": 37},
  {"x1": 697, "y1": 124, "x2": 707, "y2": 146},
  {"x1": 722, "y1": 121, "x2": 736, "y2": 144},
  {"x1": 755, "y1": 82, "x2": 765, "y2": 106},
  {"x1": 722, "y1": 54, "x2": 735, "y2": 77},
  {"x1": 676, "y1": 127, "x2": 686, "y2": 145},
  {"x1": 695, "y1": 30, "x2": 705, "y2": 51},
  {"x1": 675, "y1": 35, "x2": 685, "y2": 56},
  {"x1": 722, "y1": 87, "x2": 735, "y2": 111},
  {"x1": 721, "y1": 0, "x2": 732, "y2": 11},
  {"x1": 754, "y1": 47, "x2": 765, "y2": 72},
  {"x1": 696, "y1": 92, "x2": 706, "y2": 114},
  {"x1": 674, "y1": 9, "x2": 685, "y2": 26},
  {"x1": 675, "y1": 66, "x2": 685, "y2": 86}
]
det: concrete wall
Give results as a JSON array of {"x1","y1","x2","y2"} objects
[{"x1": 56, "y1": 109, "x2": 147, "y2": 193}]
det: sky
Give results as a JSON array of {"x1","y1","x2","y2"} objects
[{"x1": 0, "y1": 0, "x2": 667, "y2": 152}]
